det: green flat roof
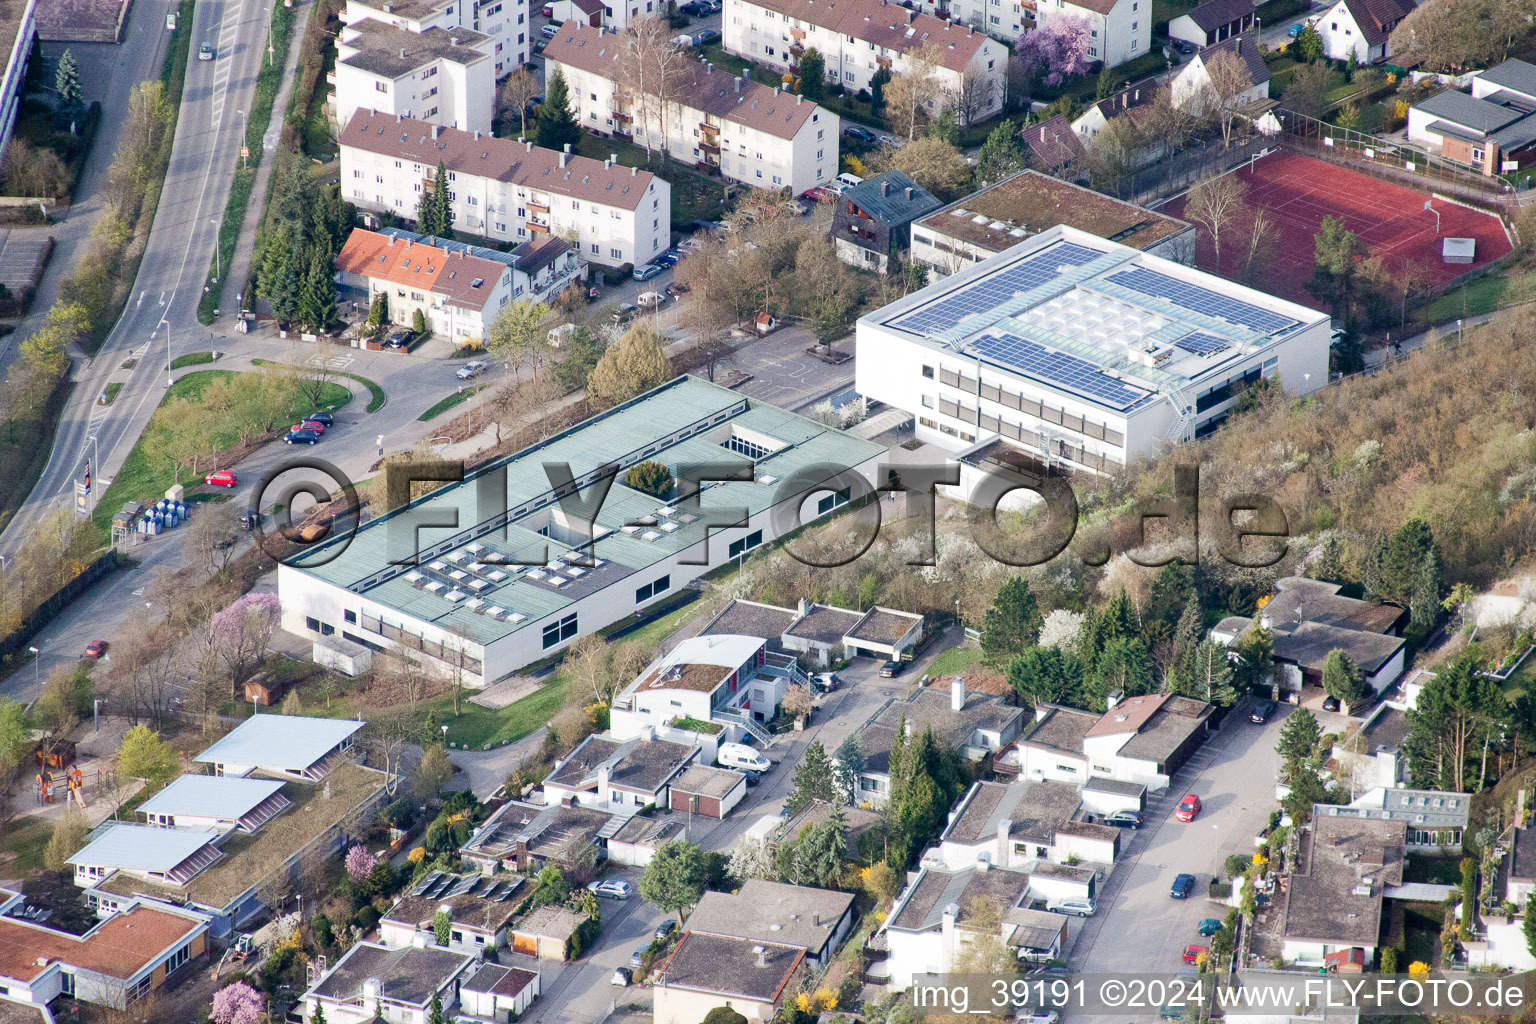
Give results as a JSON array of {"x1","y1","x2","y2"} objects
[{"x1": 290, "y1": 377, "x2": 885, "y2": 646}]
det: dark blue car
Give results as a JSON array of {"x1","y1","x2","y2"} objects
[{"x1": 1170, "y1": 873, "x2": 1196, "y2": 899}]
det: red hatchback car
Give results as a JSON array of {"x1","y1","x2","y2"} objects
[
  {"x1": 1175, "y1": 793, "x2": 1202, "y2": 822},
  {"x1": 292, "y1": 420, "x2": 327, "y2": 434},
  {"x1": 83, "y1": 640, "x2": 109, "y2": 659},
  {"x1": 205, "y1": 470, "x2": 238, "y2": 488},
  {"x1": 1183, "y1": 944, "x2": 1208, "y2": 964}
]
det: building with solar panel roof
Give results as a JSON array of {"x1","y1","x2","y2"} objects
[{"x1": 856, "y1": 224, "x2": 1329, "y2": 483}]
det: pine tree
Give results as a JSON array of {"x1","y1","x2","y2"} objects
[
  {"x1": 975, "y1": 119, "x2": 1024, "y2": 183},
  {"x1": 536, "y1": 70, "x2": 583, "y2": 154},
  {"x1": 870, "y1": 67, "x2": 891, "y2": 121},
  {"x1": 887, "y1": 714, "x2": 908, "y2": 809},
  {"x1": 979, "y1": 577, "x2": 1042, "y2": 666},
  {"x1": 798, "y1": 49, "x2": 826, "y2": 101},
  {"x1": 1101, "y1": 589, "x2": 1139, "y2": 642},
  {"x1": 428, "y1": 991, "x2": 445, "y2": 1024},
  {"x1": 312, "y1": 1005, "x2": 328, "y2": 1024},
  {"x1": 260, "y1": 228, "x2": 302, "y2": 324},
  {"x1": 55, "y1": 49, "x2": 84, "y2": 120},
  {"x1": 1409, "y1": 546, "x2": 1443, "y2": 638},
  {"x1": 1171, "y1": 591, "x2": 1204, "y2": 668},
  {"x1": 787, "y1": 741, "x2": 838, "y2": 813},
  {"x1": 1276, "y1": 708, "x2": 1322, "y2": 775},
  {"x1": 417, "y1": 161, "x2": 454, "y2": 236},
  {"x1": 297, "y1": 247, "x2": 335, "y2": 331}
]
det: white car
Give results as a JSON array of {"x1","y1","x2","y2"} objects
[
  {"x1": 456, "y1": 360, "x2": 488, "y2": 380},
  {"x1": 1046, "y1": 897, "x2": 1095, "y2": 917},
  {"x1": 587, "y1": 879, "x2": 634, "y2": 900},
  {"x1": 1017, "y1": 1009, "x2": 1060, "y2": 1024}
]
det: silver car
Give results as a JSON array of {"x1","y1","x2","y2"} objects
[
  {"x1": 198, "y1": 43, "x2": 215, "y2": 60},
  {"x1": 456, "y1": 360, "x2": 487, "y2": 380}
]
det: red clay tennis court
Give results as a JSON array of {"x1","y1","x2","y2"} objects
[{"x1": 1161, "y1": 150, "x2": 1511, "y2": 307}]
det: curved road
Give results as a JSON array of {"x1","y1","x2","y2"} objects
[{"x1": 1, "y1": 0, "x2": 283, "y2": 558}]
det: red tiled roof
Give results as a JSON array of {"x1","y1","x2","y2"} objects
[
  {"x1": 0, "y1": 905, "x2": 203, "y2": 984},
  {"x1": 740, "y1": 0, "x2": 989, "y2": 71},
  {"x1": 1085, "y1": 692, "x2": 1169, "y2": 737},
  {"x1": 1022, "y1": 115, "x2": 1088, "y2": 168},
  {"x1": 336, "y1": 228, "x2": 508, "y2": 313}
]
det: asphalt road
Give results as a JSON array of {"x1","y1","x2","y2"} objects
[{"x1": 0, "y1": 0, "x2": 280, "y2": 560}]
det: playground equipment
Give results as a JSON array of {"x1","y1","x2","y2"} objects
[
  {"x1": 36, "y1": 765, "x2": 90, "y2": 807},
  {"x1": 65, "y1": 766, "x2": 85, "y2": 808}
]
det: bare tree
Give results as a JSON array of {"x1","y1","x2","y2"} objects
[
  {"x1": 1196, "y1": 49, "x2": 1256, "y2": 148},
  {"x1": 108, "y1": 611, "x2": 182, "y2": 727},
  {"x1": 885, "y1": 42, "x2": 948, "y2": 140},
  {"x1": 954, "y1": 69, "x2": 996, "y2": 128},
  {"x1": 186, "y1": 502, "x2": 240, "y2": 579},
  {"x1": 1236, "y1": 207, "x2": 1280, "y2": 287},
  {"x1": 500, "y1": 68, "x2": 542, "y2": 136},
  {"x1": 1183, "y1": 172, "x2": 1249, "y2": 273}
]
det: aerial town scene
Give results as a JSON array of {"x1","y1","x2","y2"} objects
[{"x1": 0, "y1": 0, "x2": 1535, "y2": 1020}]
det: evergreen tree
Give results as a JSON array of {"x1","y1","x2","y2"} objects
[
  {"x1": 926, "y1": 107, "x2": 960, "y2": 145},
  {"x1": 1276, "y1": 708, "x2": 1322, "y2": 776},
  {"x1": 1171, "y1": 591, "x2": 1204, "y2": 669},
  {"x1": 1281, "y1": 763, "x2": 1331, "y2": 825},
  {"x1": 1087, "y1": 636, "x2": 1153, "y2": 709},
  {"x1": 788, "y1": 741, "x2": 838, "y2": 813},
  {"x1": 1229, "y1": 626, "x2": 1274, "y2": 692},
  {"x1": 1310, "y1": 535, "x2": 1347, "y2": 583},
  {"x1": 312, "y1": 1005, "x2": 327, "y2": 1024},
  {"x1": 1173, "y1": 640, "x2": 1237, "y2": 707},
  {"x1": 297, "y1": 247, "x2": 335, "y2": 330},
  {"x1": 887, "y1": 713, "x2": 908, "y2": 809},
  {"x1": 428, "y1": 991, "x2": 445, "y2": 1024},
  {"x1": 55, "y1": 48, "x2": 84, "y2": 121},
  {"x1": 980, "y1": 577, "x2": 1042, "y2": 665},
  {"x1": 1409, "y1": 546, "x2": 1443, "y2": 638},
  {"x1": 798, "y1": 48, "x2": 826, "y2": 101},
  {"x1": 536, "y1": 70, "x2": 583, "y2": 153},
  {"x1": 1007, "y1": 646, "x2": 1084, "y2": 709},
  {"x1": 833, "y1": 735, "x2": 863, "y2": 805},
  {"x1": 1321, "y1": 648, "x2": 1369, "y2": 707},
  {"x1": 417, "y1": 161, "x2": 454, "y2": 236},
  {"x1": 1368, "y1": 518, "x2": 1437, "y2": 607},
  {"x1": 1101, "y1": 589, "x2": 1139, "y2": 642},
  {"x1": 975, "y1": 119, "x2": 1024, "y2": 183},
  {"x1": 870, "y1": 66, "x2": 892, "y2": 121},
  {"x1": 259, "y1": 226, "x2": 301, "y2": 323},
  {"x1": 1148, "y1": 565, "x2": 1195, "y2": 635},
  {"x1": 792, "y1": 809, "x2": 848, "y2": 887}
]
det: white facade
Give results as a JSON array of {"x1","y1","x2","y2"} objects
[
  {"x1": 1311, "y1": 0, "x2": 1408, "y2": 64},
  {"x1": 1029, "y1": 0, "x2": 1148, "y2": 68},
  {"x1": 883, "y1": 864, "x2": 1034, "y2": 990},
  {"x1": 460, "y1": 970, "x2": 541, "y2": 1020},
  {"x1": 337, "y1": 229, "x2": 518, "y2": 346},
  {"x1": 332, "y1": 23, "x2": 497, "y2": 133},
  {"x1": 339, "y1": 112, "x2": 670, "y2": 268},
  {"x1": 343, "y1": 0, "x2": 530, "y2": 77},
  {"x1": 0, "y1": 0, "x2": 35, "y2": 164},
  {"x1": 544, "y1": 24, "x2": 838, "y2": 196},
  {"x1": 722, "y1": 0, "x2": 1007, "y2": 119},
  {"x1": 608, "y1": 635, "x2": 802, "y2": 744},
  {"x1": 1170, "y1": 44, "x2": 1269, "y2": 113},
  {"x1": 856, "y1": 225, "x2": 1330, "y2": 476}
]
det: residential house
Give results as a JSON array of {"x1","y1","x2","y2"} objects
[
  {"x1": 1319, "y1": 789, "x2": 1468, "y2": 851},
  {"x1": 545, "y1": 24, "x2": 838, "y2": 196},
  {"x1": 1012, "y1": 694, "x2": 1212, "y2": 791},
  {"x1": 1504, "y1": 828, "x2": 1536, "y2": 909},
  {"x1": 137, "y1": 775, "x2": 292, "y2": 832},
  {"x1": 667, "y1": 764, "x2": 749, "y2": 818},
  {"x1": 775, "y1": 798, "x2": 885, "y2": 854},
  {"x1": 881, "y1": 861, "x2": 1035, "y2": 989},
  {"x1": 1169, "y1": 0, "x2": 1256, "y2": 48},
  {"x1": 909, "y1": 169, "x2": 1193, "y2": 279},
  {"x1": 609, "y1": 634, "x2": 807, "y2": 751},
  {"x1": 1311, "y1": 0, "x2": 1414, "y2": 64},
  {"x1": 1079, "y1": 776, "x2": 1146, "y2": 816},
  {"x1": 302, "y1": 942, "x2": 474, "y2": 1024},
  {"x1": 335, "y1": 228, "x2": 516, "y2": 346},
  {"x1": 0, "y1": 995, "x2": 50, "y2": 1024},
  {"x1": 378, "y1": 874, "x2": 526, "y2": 955},
  {"x1": 0, "y1": 891, "x2": 208, "y2": 1010},
  {"x1": 550, "y1": 0, "x2": 606, "y2": 24},
  {"x1": 460, "y1": 800, "x2": 615, "y2": 873},
  {"x1": 331, "y1": 20, "x2": 496, "y2": 134},
  {"x1": 1022, "y1": 114, "x2": 1088, "y2": 179},
  {"x1": 459, "y1": 964, "x2": 541, "y2": 1022},
  {"x1": 341, "y1": 0, "x2": 529, "y2": 79},
  {"x1": 1349, "y1": 700, "x2": 1411, "y2": 790},
  {"x1": 510, "y1": 906, "x2": 588, "y2": 959},
  {"x1": 1258, "y1": 576, "x2": 1408, "y2": 636},
  {"x1": 935, "y1": 779, "x2": 1120, "y2": 870},
  {"x1": 1279, "y1": 813, "x2": 1404, "y2": 965},
  {"x1": 1070, "y1": 77, "x2": 1158, "y2": 147},
  {"x1": 193, "y1": 714, "x2": 364, "y2": 781},
  {"x1": 723, "y1": 0, "x2": 1008, "y2": 120},
  {"x1": 605, "y1": 814, "x2": 686, "y2": 867},
  {"x1": 1407, "y1": 60, "x2": 1536, "y2": 176},
  {"x1": 67, "y1": 824, "x2": 225, "y2": 893},
  {"x1": 652, "y1": 934, "x2": 806, "y2": 1024},
  {"x1": 378, "y1": 227, "x2": 588, "y2": 308},
  {"x1": 832, "y1": 170, "x2": 942, "y2": 274},
  {"x1": 339, "y1": 111, "x2": 671, "y2": 269},
  {"x1": 1169, "y1": 34, "x2": 1272, "y2": 123},
  {"x1": 542, "y1": 733, "x2": 699, "y2": 811},
  {"x1": 781, "y1": 600, "x2": 926, "y2": 668},
  {"x1": 684, "y1": 879, "x2": 858, "y2": 967},
  {"x1": 852, "y1": 679, "x2": 1025, "y2": 807},
  {"x1": 695, "y1": 598, "x2": 799, "y2": 650}
]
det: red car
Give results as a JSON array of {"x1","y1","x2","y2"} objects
[
  {"x1": 1183, "y1": 944, "x2": 1208, "y2": 964},
  {"x1": 541, "y1": 3, "x2": 553, "y2": 13},
  {"x1": 292, "y1": 420, "x2": 327, "y2": 434},
  {"x1": 205, "y1": 470, "x2": 238, "y2": 488},
  {"x1": 83, "y1": 640, "x2": 109, "y2": 659},
  {"x1": 1175, "y1": 793, "x2": 1202, "y2": 822},
  {"x1": 804, "y1": 186, "x2": 835, "y2": 203}
]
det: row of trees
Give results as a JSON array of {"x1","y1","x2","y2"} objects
[{"x1": 254, "y1": 152, "x2": 357, "y2": 330}]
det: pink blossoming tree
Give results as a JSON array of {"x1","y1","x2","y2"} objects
[
  {"x1": 209, "y1": 592, "x2": 280, "y2": 696},
  {"x1": 212, "y1": 981, "x2": 263, "y2": 1024},
  {"x1": 1013, "y1": 15, "x2": 1093, "y2": 86},
  {"x1": 345, "y1": 843, "x2": 378, "y2": 882}
]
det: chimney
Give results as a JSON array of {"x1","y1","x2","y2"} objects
[
  {"x1": 560, "y1": 145, "x2": 570, "y2": 167},
  {"x1": 526, "y1": 139, "x2": 533, "y2": 151},
  {"x1": 996, "y1": 817, "x2": 1012, "y2": 868},
  {"x1": 905, "y1": 186, "x2": 913, "y2": 200},
  {"x1": 951, "y1": 676, "x2": 965, "y2": 712},
  {"x1": 432, "y1": 124, "x2": 443, "y2": 139},
  {"x1": 401, "y1": 47, "x2": 408, "y2": 58},
  {"x1": 903, "y1": 718, "x2": 914, "y2": 737},
  {"x1": 639, "y1": 724, "x2": 656, "y2": 741},
  {"x1": 1106, "y1": 690, "x2": 1122, "y2": 709},
  {"x1": 735, "y1": 77, "x2": 743, "y2": 93},
  {"x1": 388, "y1": 235, "x2": 396, "y2": 245},
  {"x1": 450, "y1": 34, "x2": 460, "y2": 45},
  {"x1": 474, "y1": 130, "x2": 481, "y2": 140},
  {"x1": 812, "y1": 911, "x2": 821, "y2": 926},
  {"x1": 605, "y1": 157, "x2": 612, "y2": 169},
  {"x1": 797, "y1": 94, "x2": 804, "y2": 105},
  {"x1": 597, "y1": 763, "x2": 611, "y2": 793},
  {"x1": 753, "y1": 945, "x2": 767, "y2": 967},
  {"x1": 941, "y1": 902, "x2": 958, "y2": 936},
  {"x1": 881, "y1": 181, "x2": 891, "y2": 196},
  {"x1": 631, "y1": 165, "x2": 638, "y2": 176},
  {"x1": 797, "y1": 597, "x2": 811, "y2": 617},
  {"x1": 610, "y1": 152, "x2": 618, "y2": 164},
  {"x1": 1040, "y1": 126, "x2": 1047, "y2": 141}
]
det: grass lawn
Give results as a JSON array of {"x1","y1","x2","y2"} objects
[
  {"x1": 926, "y1": 645, "x2": 985, "y2": 676},
  {"x1": 171, "y1": 351, "x2": 217, "y2": 369},
  {"x1": 576, "y1": 132, "x2": 727, "y2": 230},
  {"x1": 1417, "y1": 268, "x2": 1536, "y2": 322},
  {"x1": 252, "y1": 359, "x2": 388, "y2": 412},
  {"x1": 1503, "y1": 653, "x2": 1536, "y2": 700},
  {"x1": 419, "y1": 385, "x2": 486, "y2": 421},
  {"x1": 1401, "y1": 903, "x2": 1444, "y2": 966},
  {"x1": 1403, "y1": 855, "x2": 1462, "y2": 885},
  {"x1": 101, "y1": 383, "x2": 122, "y2": 406},
  {"x1": 90, "y1": 370, "x2": 352, "y2": 535},
  {"x1": 0, "y1": 817, "x2": 51, "y2": 875}
]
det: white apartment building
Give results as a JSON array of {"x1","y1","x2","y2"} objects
[
  {"x1": 339, "y1": 111, "x2": 670, "y2": 268},
  {"x1": 855, "y1": 224, "x2": 1329, "y2": 478},
  {"x1": 336, "y1": 228, "x2": 518, "y2": 345},
  {"x1": 543, "y1": 24, "x2": 838, "y2": 195},
  {"x1": 1023, "y1": 0, "x2": 1148, "y2": 68},
  {"x1": 343, "y1": 0, "x2": 528, "y2": 77},
  {"x1": 331, "y1": 20, "x2": 496, "y2": 133},
  {"x1": 724, "y1": 0, "x2": 1006, "y2": 120}
]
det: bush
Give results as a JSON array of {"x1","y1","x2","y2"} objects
[
  {"x1": 1225, "y1": 854, "x2": 1250, "y2": 879},
  {"x1": 311, "y1": 912, "x2": 334, "y2": 950},
  {"x1": 624, "y1": 460, "x2": 672, "y2": 498},
  {"x1": 413, "y1": 308, "x2": 427, "y2": 334},
  {"x1": 352, "y1": 905, "x2": 380, "y2": 931},
  {"x1": 382, "y1": 797, "x2": 417, "y2": 831},
  {"x1": 1381, "y1": 946, "x2": 1399, "y2": 973}
]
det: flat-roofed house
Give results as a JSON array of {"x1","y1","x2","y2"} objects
[
  {"x1": 684, "y1": 880, "x2": 857, "y2": 967},
  {"x1": 542, "y1": 734, "x2": 699, "y2": 810},
  {"x1": 668, "y1": 764, "x2": 749, "y2": 819},
  {"x1": 882, "y1": 862, "x2": 1032, "y2": 990},
  {"x1": 1407, "y1": 61, "x2": 1536, "y2": 177},
  {"x1": 1009, "y1": 694, "x2": 1212, "y2": 791},
  {"x1": 1280, "y1": 813, "x2": 1404, "y2": 965},
  {"x1": 379, "y1": 874, "x2": 526, "y2": 955},
  {"x1": 459, "y1": 963, "x2": 541, "y2": 1021},
  {"x1": 137, "y1": 775, "x2": 291, "y2": 832},
  {"x1": 852, "y1": 681, "x2": 1024, "y2": 807},
  {"x1": 653, "y1": 933, "x2": 806, "y2": 1024},
  {"x1": 67, "y1": 824, "x2": 224, "y2": 891},
  {"x1": 302, "y1": 941, "x2": 474, "y2": 1024},
  {"x1": 936, "y1": 779, "x2": 1120, "y2": 870},
  {"x1": 194, "y1": 714, "x2": 364, "y2": 781}
]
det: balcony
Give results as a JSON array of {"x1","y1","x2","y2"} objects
[
  {"x1": 612, "y1": 110, "x2": 632, "y2": 123},
  {"x1": 789, "y1": 27, "x2": 806, "y2": 39},
  {"x1": 876, "y1": 55, "x2": 892, "y2": 69},
  {"x1": 789, "y1": 42, "x2": 805, "y2": 57},
  {"x1": 526, "y1": 200, "x2": 549, "y2": 213},
  {"x1": 699, "y1": 137, "x2": 720, "y2": 153}
]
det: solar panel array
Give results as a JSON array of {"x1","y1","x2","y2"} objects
[
  {"x1": 410, "y1": 871, "x2": 523, "y2": 902},
  {"x1": 971, "y1": 333, "x2": 1150, "y2": 411},
  {"x1": 1173, "y1": 332, "x2": 1232, "y2": 356},
  {"x1": 891, "y1": 242, "x2": 1102, "y2": 335},
  {"x1": 1108, "y1": 267, "x2": 1297, "y2": 335}
]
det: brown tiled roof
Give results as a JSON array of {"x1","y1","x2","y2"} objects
[
  {"x1": 1339, "y1": 0, "x2": 1413, "y2": 46},
  {"x1": 1022, "y1": 115, "x2": 1087, "y2": 168},
  {"x1": 1061, "y1": 0, "x2": 1123, "y2": 17},
  {"x1": 543, "y1": 24, "x2": 827, "y2": 140},
  {"x1": 736, "y1": 0, "x2": 990, "y2": 72},
  {"x1": 340, "y1": 21, "x2": 492, "y2": 78},
  {"x1": 0, "y1": 905, "x2": 204, "y2": 983},
  {"x1": 657, "y1": 933, "x2": 805, "y2": 1002},
  {"x1": 1195, "y1": 32, "x2": 1269, "y2": 87},
  {"x1": 1182, "y1": 0, "x2": 1256, "y2": 32},
  {"x1": 337, "y1": 229, "x2": 509, "y2": 313},
  {"x1": 1085, "y1": 692, "x2": 1169, "y2": 737},
  {"x1": 340, "y1": 109, "x2": 658, "y2": 210}
]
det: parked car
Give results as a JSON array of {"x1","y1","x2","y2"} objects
[
  {"x1": 292, "y1": 420, "x2": 327, "y2": 434},
  {"x1": 1182, "y1": 944, "x2": 1209, "y2": 964},
  {"x1": 611, "y1": 968, "x2": 632, "y2": 987},
  {"x1": 284, "y1": 429, "x2": 322, "y2": 445},
  {"x1": 300, "y1": 521, "x2": 331, "y2": 542},
  {"x1": 532, "y1": 37, "x2": 548, "y2": 52},
  {"x1": 655, "y1": 919, "x2": 677, "y2": 941},
  {"x1": 1160, "y1": 972, "x2": 1202, "y2": 1019},
  {"x1": 541, "y1": 2, "x2": 554, "y2": 13},
  {"x1": 84, "y1": 640, "x2": 109, "y2": 659},
  {"x1": 239, "y1": 511, "x2": 261, "y2": 530},
  {"x1": 842, "y1": 125, "x2": 875, "y2": 142},
  {"x1": 702, "y1": 0, "x2": 721, "y2": 12},
  {"x1": 1197, "y1": 918, "x2": 1223, "y2": 936},
  {"x1": 1322, "y1": 694, "x2": 1342, "y2": 712},
  {"x1": 805, "y1": 186, "x2": 836, "y2": 203},
  {"x1": 457, "y1": 360, "x2": 488, "y2": 380},
  {"x1": 1101, "y1": 809, "x2": 1142, "y2": 829},
  {"x1": 834, "y1": 172, "x2": 864, "y2": 191},
  {"x1": 1250, "y1": 699, "x2": 1277, "y2": 723},
  {"x1": 384, "y1": 331, "x2": 411, "y2": 350},
  {"x1": 695, "y1": 28, "x2": 720, "y2": 44},
  {"x1": 540, "y1": 24, "x2": 561, "y2": 38},
  {"x1": 665, "y1": 282, "x2": 689, "y2": 299},
  {"x1": 587, "y1": 879, "x2": 634, "y2": 900},
  {"x1": 205, "y1": 470, "x2": 238, "y2": 488},
  {"x1": 1172, "y1": 37, "x2": 1196, "y2": 53},
  {"x1": 1175, "y1": 793, "x2": 1202, "y2": 822},
  {"x1": 1287, "y1": 20, "x2": 1306, "y2": 35},
  {"x1": 718, "y1": 742, "x2": 770, "y2": 771},
  {"x1": 633, "y1": 262, "x2": 664, "y2": 281},
  {"x1": 305, "y1": 411, "x2": 335, "y2": 426},
  {"x1": 879, "y1": 660, "x2": 902, "y2": 677},
  {"x1": 1045, "y1": 897, "x2": 1095, "y2": 918},
  {"x1": 629, "y1": 942, "x2": 650, "y2": 968},
  {"x1": 1170, "y1": 873, "x2": 1196, "y2": 899},
  {"x1": 1016, "y1": 1010, "x2": 1059, "y2": 1024},
  {"x1": 198, "y1": 42, "x2": 215, "y2": 60},
  {"x1": 811, "y1": 671, "x2": 838, "y2": 693},
  {"x1": 611, "y1": 302, "x2": 639, "y2": 322}
]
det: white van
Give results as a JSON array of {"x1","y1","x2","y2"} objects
[
  {"x1": 547, "y1": 323, "x2": 577, "y2": 348},
  {"x1": 717, "y1": 742, "x2": 770, "y2": 772}
]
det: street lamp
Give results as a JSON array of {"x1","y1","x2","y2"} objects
[
  {"x1": 442, "y1": 724, "x2": 449, "y2": 748},
  {"x1": 158, "y1": 318, "x2": 174, "y2": 387},
  {"x1": 211, "y1": 219, "x2": 221, "y2": 282},
  {"x1": 27, "y1": 645, "x2": 39, "y2": 690},
  {"x1": 93, "y1": 697, "x2": 106, "y2": 734}
]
